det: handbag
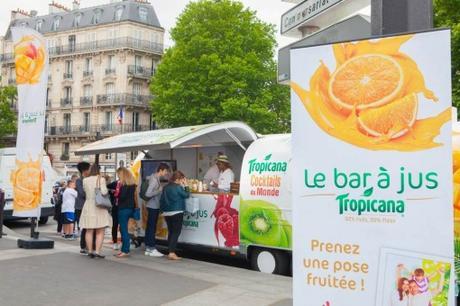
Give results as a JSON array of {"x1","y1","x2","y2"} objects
[
  {"x1": 95, "y1": 176, "x2": 112, "y2": 210},
  {"x1": 185, "y1": 197, "x2": 200, "y2": 214}
]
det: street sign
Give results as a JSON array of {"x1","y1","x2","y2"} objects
[{"x1": 281, "y1": 0, "x2": 369, "y2": 37}]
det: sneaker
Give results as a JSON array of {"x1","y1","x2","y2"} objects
[
  {"x1": 113, "y1": 243, "x2": 119, "y2": 251},
  {"x1": 80, "y1": 249, "x2": 88, "y2": 255},
  {"x1": 149, "y1": 249, "x2": 164, "y2": 257},
  {"x1": 144, "y1": 248, "x2": 152, "y2": 256}
]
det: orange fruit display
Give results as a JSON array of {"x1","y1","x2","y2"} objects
[
  {"x1": 357, "y1": 93, "x2": 418, "y2": 139},
  {"x1": 10, "y1": 158, "x2": 43, "y2": 211},
  {"x1": 14, "y1": 35, "x2": 46, "y2": 85},
  {"x1": 328, "y1": 54, "x2": 404, "y2": 112}
]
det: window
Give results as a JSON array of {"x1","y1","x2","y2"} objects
[
  {"x1": 64, "y1": 86, "x2": 72, "y2": 99},
  {"x1": 135, "y1": 55, "x2": 142, "y2": 67},
  {"x1": 83, "y1": 85, "x2": 92, "y2": 97},
  {"x1": 107, "y1": 29, "x2": 115, "y2": 41},
  {"x1": 52, "y1": 17, "x2": 60, "y2": 31},
  {"x1": 62, "y1": 143, "x2": 70, "y2": 157},
  {"x1": 133, "y1": 82, "x2": 142, "y2": 95},
  {"x1": 105, "y1": 153, "x2": 112, "y2": 160},
  {"x1": 132, "y1": 112, "x2": 140, "y2": 131},
  {"x1": 85, "y1": 57, "x2": 92, "y2": 72},
  {"x1": 93, "y1": 9, "x2": 102, "y2": 24},
  {"x1": 74, "y1": 13, "x2": 82, "y2": 27},
  {"x1": 68, "y1": 35, "x2": 76, "y2": 52},
  {"x1": 139, "y1": 7, "x2": 148, "y2": 22},
  {"x1": 35, "y1": 20, "x2": 43, "y2": 32},
  {"x1": 46, "y1": 88, "x2": 50, "y2": 106},
  {"x1": 83, "y1": 112, "x2": 90, "y2": 132},
  {"x1": 133, "y1": 30, "x2": 142, "y2": 47},
  {"x1": 115, "y1": 6, "x2": 124, "y2": 21},
  {"x1": 105, "y1": 111, "x2": 113, "y2": 130},
  {"x1": 63, "y1": 114, "x2": 71, "y2": 133},
  {"x1": 107, "y1": 55, "x2": 114, "y2": 69},
  {"x1": 9, "y1": 67, "x2": 15, "y2": 80},
  {"x1": 65, "y1": 60, "x2": 73, "y2": 75},
  {"x1": 45, "y1": 115, "x2": 48, "y2": 133},
  {"x1": 86, "y1": 33, "x2": 97, "y2": 49},
  {"x1": 105, "y1": 82, "x2": 115, "y2": 95},
  {"x1": 130, "y1": 151, "x2": 138, "y2": 160}
]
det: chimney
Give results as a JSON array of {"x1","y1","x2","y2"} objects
[
  {"x1": 72, "y1": 0, "x2": 80, "y2": 10},
  {"x1": 11, "y1": 9, "x2": 32, "y2": 21},
  {"x1": 49, "y1": 1, "x2": 70, "y2": 14}
]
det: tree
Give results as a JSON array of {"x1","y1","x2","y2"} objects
[
  {"x1": 0, "y1": 86, "x2": 17, "y2": 145},
  {"x1": 150, "y1": 0, "x2": 290, "y2": 134},
  {"x1": 434, "y1": 0, "x2": 460, "y2": 109}
]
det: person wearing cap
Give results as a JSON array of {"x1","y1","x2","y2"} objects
[
  {"x1": 216, "y1": 155, "x2": 234, "y2": 192},
  {"x1": 203, "y1": 152, "x2": 224, "y2": 188}
]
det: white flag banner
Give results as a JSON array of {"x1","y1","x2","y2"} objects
[
  {"x1": 291, "y1": 29, "x2": 454, "y2": 305},
  {"x1": 10, "y1": 27, "x2": 48, "y2": 217}
]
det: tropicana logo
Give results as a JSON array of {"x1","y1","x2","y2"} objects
[
  {"x1": 336, "y1": 187, "x2": 405, "y2": 216},
  {"x1": 248, "y1": 154, "x2": 288, "y2": 174}
]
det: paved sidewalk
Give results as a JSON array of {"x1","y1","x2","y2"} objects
[{"x1": 0, "y1": 225, "x2": 293, "y2": 306}]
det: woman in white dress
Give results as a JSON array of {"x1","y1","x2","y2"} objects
[{"x1": 79, "y1": 164, "x2": 112, "y2": 258}]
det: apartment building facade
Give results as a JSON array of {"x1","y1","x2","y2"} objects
[{"x1": 0, "y1": 0, "x2": 164, "y2": 174}]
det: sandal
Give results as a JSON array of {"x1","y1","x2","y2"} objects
[
  {"x1": 167, "y1": 254, "x2": 182, "y2": 260},
  {"x1": 115, "y1": 252, "x2": 130, "y2": 258}
]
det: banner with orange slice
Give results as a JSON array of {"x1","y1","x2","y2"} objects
[
  {"x1": 291, "y1": 30, "x2": 454, "y2": 305},
  {"x1": 10, "y1": 27, "x2": 48, "y2": 217}
]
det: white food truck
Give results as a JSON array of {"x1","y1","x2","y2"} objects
[
  {"x1": 0, "y1": 148, "x2": 58, "y2": 224},
  {"x1": 76, "y1": 122, "x2": 292, "y2": 274}
]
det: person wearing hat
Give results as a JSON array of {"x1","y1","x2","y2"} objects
[
  {"x1": 216, "y1": 155, "x2": 234, "y2": 192},
  {"x1": 203, "y1": 152, "x2": 224, "y2": 191}
]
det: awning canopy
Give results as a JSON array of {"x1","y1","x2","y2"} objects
[{"x1": 75, "y1": 121, "x2": 258, "y2": 155}]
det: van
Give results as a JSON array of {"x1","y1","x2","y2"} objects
[
  {"x1": 76, "y1": 122, "x2": 291, "y2": 274},
  {"x1": 0, "y1": 148, "x2": 58, "y2": 224}
]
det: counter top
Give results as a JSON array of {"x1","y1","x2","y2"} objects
[{"x1": 190, "y1": 191, "x2": 239, "y2": 196}]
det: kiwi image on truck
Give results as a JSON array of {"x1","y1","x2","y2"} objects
[{"x1": 240, "y1": 199, "x2": 292, "y2": 249}]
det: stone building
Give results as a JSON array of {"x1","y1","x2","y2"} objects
[{"x1": 0, "y1": 0, "x2": 164, "y2": 175}]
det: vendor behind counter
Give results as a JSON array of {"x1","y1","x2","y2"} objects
[{"x1": 214, "y1": 155, "x2": 234, "y2": 193}]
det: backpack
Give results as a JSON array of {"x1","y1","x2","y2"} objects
[{"x1": 139, "y1": 178, "x2": 154, "y2": 201}]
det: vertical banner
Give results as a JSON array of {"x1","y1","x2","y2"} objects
[
  {"x1": 291, "y1": 30, "x2": 454, "y2": 305},
  {"x1": 10, "y1": 27, "x2": 48, "y2": 217}
]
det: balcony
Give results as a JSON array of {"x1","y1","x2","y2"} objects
[
  {"x1": 63, "y1": 73, "x2": 73, "y2": 80},
  {"x1": 128, "y1": 65, "x2": 154, "y2": 79},
  {"x1": 1, "y1": 37, "x2": 164, "y2": 64},
  {"x1": 80, "y1": 96, "x2": 93, "y2": 107},
  {"x1": 96, "y1": 93, "x2": 152, "y2": 106},
  {"x1": 60, "y1": 98, "x2": 73, "y2": 108},
  {"x1": 83, "y1": 70, "x2": 93, "y2": 78},
  {"x1": 105, "y1": 68, "x2": 116, "y2": 75},
  {"x1": 45, "y1": 124, "x2": 152, "y2": 137}
]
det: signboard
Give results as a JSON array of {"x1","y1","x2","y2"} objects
[
  {"x1": 281, "y1": 0, "x2": 344, "y2": 34},
  {"x1": 10, "y1": 27, "x2": 48, "y2": 217},
  {"x1": 291, "y1": 30, "x2": 454, "y2": 305}
]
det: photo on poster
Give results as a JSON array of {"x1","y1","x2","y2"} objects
[{"x1": 376, "y1": 248, "x2": 452, "y2": 306}]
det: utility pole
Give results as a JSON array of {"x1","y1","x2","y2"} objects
[{"x1": 371, "y1": 0, "x2": 433, "y2": 35}]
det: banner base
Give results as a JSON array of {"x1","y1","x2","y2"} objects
[{"x1": 17, "y1": 238, "x2": 54, "y2": 249}]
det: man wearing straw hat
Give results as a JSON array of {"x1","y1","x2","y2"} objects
[{"x1": 215, "y1": 155, "x2": 234, "y2": 193}]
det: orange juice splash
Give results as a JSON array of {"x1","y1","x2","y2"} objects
[
  {"x1": 10, "y1": 158, "x2": 43, "y2": 211},
  {"x1": 14, "y1": 35, "x2": 46, "y2": 85},
  {"x1": 292, "y1": 34, "x2": 450, "y2": 152}
]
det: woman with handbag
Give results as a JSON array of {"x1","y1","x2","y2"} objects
[
  {"x1": 160, "y1": 171, "x2": 190, "y2": 260},
  {"x1": 79, "y1": 164, "x2": 112, "y2": 258},
  {"x1": 115, "y1": 167, "x2": 138, "y2": 258}
]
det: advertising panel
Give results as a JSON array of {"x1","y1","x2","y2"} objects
[
  {"x1": 291, "y1": 30, "x2": 454, "y2": 305},
  {"x1": 10, "y1": 27, "x2": 48, "y2": 217}
]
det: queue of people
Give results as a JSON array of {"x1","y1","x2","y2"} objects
[{"x1": 52, "y1": 153, "x2": 234, "y2": 260}]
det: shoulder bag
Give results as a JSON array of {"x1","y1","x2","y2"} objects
[{"x1": 95, "y1": 176, "x2": 112, "y2": 210}]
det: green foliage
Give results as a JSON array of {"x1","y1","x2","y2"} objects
[
  {"x1": 0, "y1": 86, "x2": 17, "y2": 144},
  {"x1": 150, "y1": 0, "x2": 290, "y2": 134},
  {"x1": 434, "y1": 0, "x2": 460, "y2": 109}
]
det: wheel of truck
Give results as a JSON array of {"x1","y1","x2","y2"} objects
[
  {"x1": 38, "y1": 217, "x2": 49, "y2": 225},
  {"x1": 250, "y1": 248, "x2": 290, "y2": 275}
]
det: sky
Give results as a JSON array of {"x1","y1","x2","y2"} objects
[{"x1": 0, "y1": 0, "x2": 299, "y2": 50}]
